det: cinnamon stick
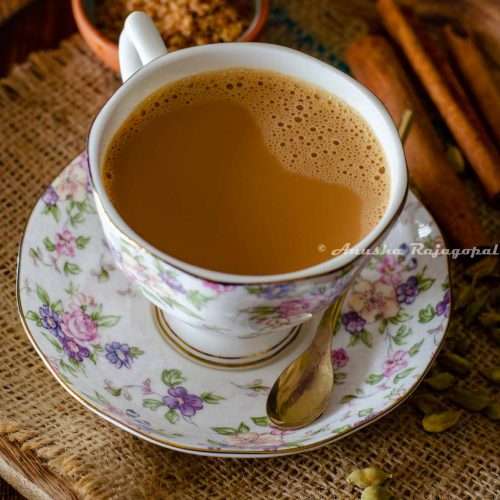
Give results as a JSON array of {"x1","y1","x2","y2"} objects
[
  {"x1": 345, "y1": 35, "x2": 490, "y2": 248},
  {"x1": 444, "y1": 24, "x2": 500, "y2": 145},
  {"x1": 398, "y1": 0, "x2": 500, "y2": 66},
  {"x1": 377, "y1": 0, "x2": 500, "y2": 200}
]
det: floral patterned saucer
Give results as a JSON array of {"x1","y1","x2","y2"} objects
[{"x1": 17, "y1": 154, "x2": 450, "y2": 457}]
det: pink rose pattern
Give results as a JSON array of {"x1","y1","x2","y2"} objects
[
  {"x1": 348, "y1": 280, "x2": 400, "y2": 323},
  {"x1": 69, "y1": 292, "x2": 96, "y2": 311},
  {"x1": 331, "y1": 348, "x2": 349, "y2": 370},
  {"x1": 256, "y1": 316, "x2": 291, "y2": 328},
  {"x1": 31, "y1": 226, "x2": 89, "y2": 274},
  {"x1": 243, "y1": 281, "x2": 348, "y2": 330},
  {"x1": 55, "y1": 160, "x2": 89, "y2": 203},
  {"x1": 278, "y1": 298, "x2": 315, "y2": 317},
  {"x1": 376, "y1": 255, "x2": 404, "y2": 286},
  {"x1": 268, "y1": 423, "x2": 295, "y2": 437},
  {"x1": 27, "y1": 282, "x2": 144, "y2": 376},
  {"x1": 382, "y1": 350, "x2": 409, "y2": 377},
  {"x1": 202, "y1": 281, "x2": 236, "y2": 293},
  {"x1": 210, "y1": 417, "x2": 308, "y2": 450},
  {"x1": 228, "y1": 432, "x2": 284, "y2": 449},
  {"x1": 55, "y1": 229, "x2": 76, "y2": 257},
  {"x1": 61, "y1": 309, "x2": 98, "y2": 343}
]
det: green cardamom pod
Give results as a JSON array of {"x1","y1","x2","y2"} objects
[
  {"x1": 485, "y1": 402, "x2": 500, "y2": 421},
  {"x1": 361, "y1": 485, "x2": 392, "y2": 500},
  {"x1": 453, "y1": 337, "x2": 471, "y2": 357},
  {"x1": 464, "y1": 296, "x2": 488, "y2": 326},
  {"x1": 447, "y1": 144, "x2": 465, "y2": 173},
  {"x1": 348, "y1": 467, "x2": 392, "y2": 488},
  {"x1": 425, "y1": 372, "x2": 456, "y2": 391},
  {"x1": 454, "y1": 285, "x2": 475, "y2": 311},
  {"x1": 439, "y1": 352, "x2": 472, "y2": 376},
  {"x1": 479, "y1": 312, "x2": 500, "y2": 329},
  {"x1": 448, "y1": 387, "x2": 490, "y2": 411},
  {"x1": 422, "y1": 410, "x2": 461, "y2": 432},
  {"x1": 480, "y1": 366, "x2": 500, "y2": 384},
  {"x1": 466, "y1": 256, "x2": 497, "y2": 281},
  {"x1": 413, "y1": 394, "x2": 446, "y2": 415}
]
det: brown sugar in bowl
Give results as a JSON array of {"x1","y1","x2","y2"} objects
[{"x1": 71, "y1": 0, "x2": 269, "y2": 73}]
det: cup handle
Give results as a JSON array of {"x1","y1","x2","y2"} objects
[{"x1": 119, "y1": 12, "x2": 168, "y2": 82}]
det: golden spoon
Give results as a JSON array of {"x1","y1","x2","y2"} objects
[
  {"x1": 266, "y1": 110, "x2": 414, "y2": 429},
  {"x1": 266, "y1": 295, "x2": 346, "y2": 429}
]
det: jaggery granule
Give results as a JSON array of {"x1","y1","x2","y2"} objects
[{"x1": 94, "y1": 0, "x2": 253, "y2": 51}]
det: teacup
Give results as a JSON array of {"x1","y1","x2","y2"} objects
[{"x1": 88, "y1": 13, "x2": 408, "y2": 366}]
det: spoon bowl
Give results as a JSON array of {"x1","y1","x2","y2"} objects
[{"x1": 266, "y1": 295, "x2": 345, "y2": 429}]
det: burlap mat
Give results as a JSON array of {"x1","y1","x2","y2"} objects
[{"x1": 1, "y1": 1, "x2": 499, "y2": 498}]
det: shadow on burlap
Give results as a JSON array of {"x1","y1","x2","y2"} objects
[{"x1": 0, "y1": 1, "x2": 499, "y2": 498}]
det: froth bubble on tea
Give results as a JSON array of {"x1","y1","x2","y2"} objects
[{"x1": 103, "y1": 68, "x2": 390, "y2": 275}]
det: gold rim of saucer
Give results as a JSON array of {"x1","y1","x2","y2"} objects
[{"x1": 153, "y1": 306, "x2": 302, "y2": 368}]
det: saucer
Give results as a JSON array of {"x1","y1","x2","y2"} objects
[{"x1": 17, "y1": 154, "x2": 450, "y2": 457}]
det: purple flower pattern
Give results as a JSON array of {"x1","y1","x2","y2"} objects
[
  {"x1": 160, "y1": 273, "x2": 185, "y2": 294},
  {"x1": 104, "y1": 369, "x2": 223, "y2": 424},
  {"x1": 61, "y1": 336, "x2": 90, "y2": 362},
  {"x1": 436, "y1": 290, "x2": 451, "y2": 318},
  {"x1": 399, "y1": 243, "x2": 410, "y2": 257},
  {"x1": 163, "y1": 387, "x2": 204, "y2": 417},
  {"x1": 396, "y1": 276, "x2": 420, "y2": 305},
  {"x1": 106, "y1": 342, "x2": 133, "y2": 369},
  {"x1": 39, "y1": 305, "x2": 62, "y2": 337},
  {"x1": 258, "y1": 284, "x2": 295, "y2": 300},
  {"x1": 341, "y1": 311, "x2": 366, "y2": 334},
  {"x1": 42, "y1": 186, "x2": 59, "y2": 206}
]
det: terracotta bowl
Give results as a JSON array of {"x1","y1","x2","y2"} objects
[{"x1": 72, "y1": 0, "x2": 269, "y2": 73}]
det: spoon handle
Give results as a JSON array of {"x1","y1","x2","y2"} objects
[{"x1": 312, "y1": 294, "x2": 345, "y2": 354}]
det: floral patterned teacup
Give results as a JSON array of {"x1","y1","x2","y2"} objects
[{"x1": 87, "y1": 13, "x2": 408, "y2": 365}]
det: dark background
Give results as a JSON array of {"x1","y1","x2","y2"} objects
[{"x1": 1, "y1": 0, "x2": 76, "y2": 76}]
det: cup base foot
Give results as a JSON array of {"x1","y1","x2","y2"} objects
[{"x1": 153, "y1": 307, "x2": 301, "y2": 369}]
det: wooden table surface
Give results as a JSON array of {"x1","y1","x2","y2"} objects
[
  {"x1": 0, "y1": 436, "x2": 80, "y2": 500},
  {"x1": 0, "y1": 474, "x2": 24, "y2": 500},
  {"x1": 1, "y1": 2, "x2": 77, "y2": 497}
]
